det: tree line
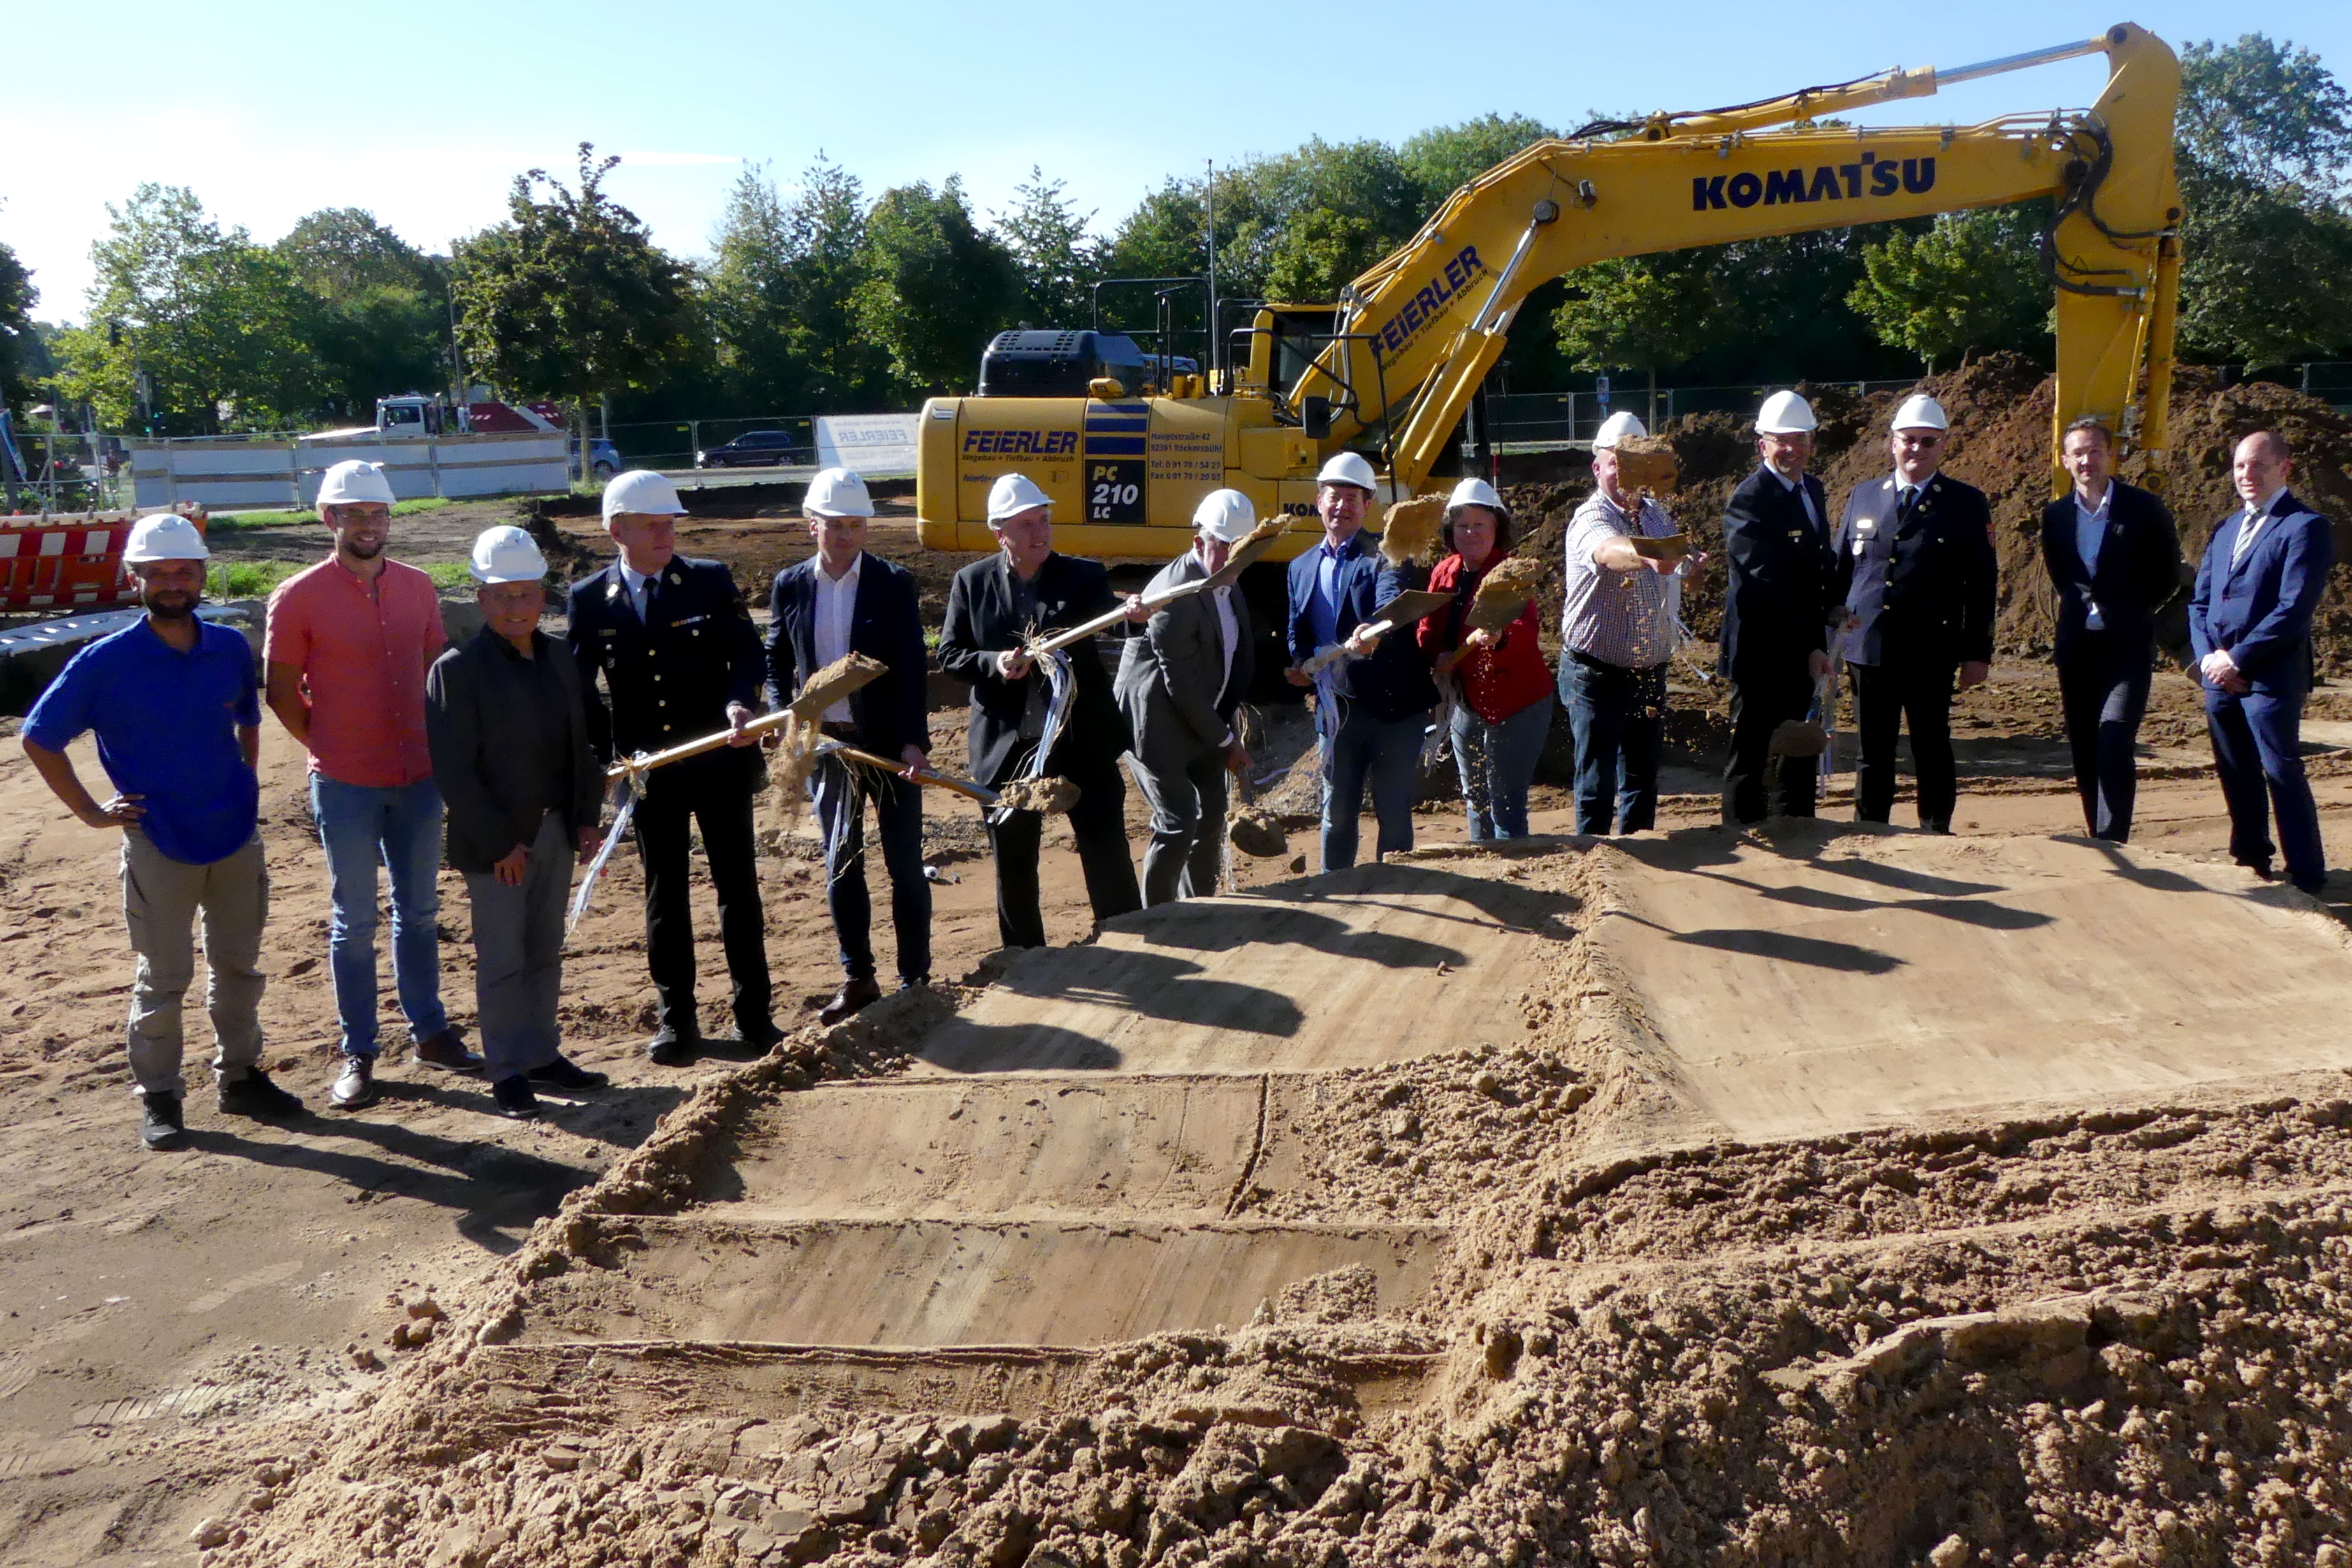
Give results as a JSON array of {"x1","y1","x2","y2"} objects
[{"x1": 0, "y1": 32, "x2": 2342, "y2": 440}]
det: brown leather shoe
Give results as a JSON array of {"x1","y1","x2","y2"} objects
[
  {"x1": 817, "y1": 976, "x2": 882, "y2": 1026},
  {"x1": 412, "y1": 1028, "x2": 484, "y2": 1074}
]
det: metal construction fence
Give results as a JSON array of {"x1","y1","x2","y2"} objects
[{"x1": 8, "y1": 359, "x2": 2352, "y2": 514}]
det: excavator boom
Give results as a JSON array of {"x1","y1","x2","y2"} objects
[{"x1": 917, "y1": 24, "x2": 2180, "y2": 559}]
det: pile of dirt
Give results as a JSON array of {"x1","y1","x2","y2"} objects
[
  {"x1": 1506, "y1": 358, "x2": 2352, "y2": 671},
  {"x1": 215, "y1": 1083, "x2": 2352, "y2": 1568}
]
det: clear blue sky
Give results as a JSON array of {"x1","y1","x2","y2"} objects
[{"x1": 10, "y1": 0, "x2": 2347, "y2": 323}]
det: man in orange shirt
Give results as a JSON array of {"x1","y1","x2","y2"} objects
[{"x1": 265, "y1": 460, "x2": 481, "y2": 1110}]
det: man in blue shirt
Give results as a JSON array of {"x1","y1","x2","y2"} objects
[{"x1": 21, "y1": 515, "x2": 300, "y2": 1151}]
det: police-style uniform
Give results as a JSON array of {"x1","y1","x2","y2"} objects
[
  {"x1": 567, "y1": 554, "x2": 775, "y2": 1051},
  {"x1": 1831, "y1": 471, "x2": 1996, "y2": 831},
  {"x1": 1719, "y1": 465, "x2": 1838, "y2": 824}
]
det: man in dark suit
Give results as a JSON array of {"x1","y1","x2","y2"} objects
[
  {"x1": 1284, "y1": 452, "x2": 1439, "y2": 871},
  {"x1": 1831, "y1": 395, "x2": 1996, "y2": 833},
  {"x1": 567, "y1": 470, "x2": 776, "y2": 1064},
  {"x1": 2040, "y1": 417, "x2": 2184, "y2": 842},
  {"x1": 1117, "y1": 490, "x2": 1257, "y2": 904},
  {"x1": 2189, "y1": 430, "x2": 2335, "y2": 894},
  {"x1": 936, "y1": 472, "x2": 1145, "y2": 948},
  {"x1": 765, "y1": 468, "x2": 931, "y2": 1024},
  {"x1": 1720, "y1": 391, "x2": 1838, "y2": 824}
]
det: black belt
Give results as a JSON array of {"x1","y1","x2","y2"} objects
[{"x1": 1567, "y1": 648, "x2": 1667, "y2": 676}]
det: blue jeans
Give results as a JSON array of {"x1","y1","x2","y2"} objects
[
  {"x1": 310, "y1": 775, "x2": 448, "y2": 1057},
  {"x1": 1559, "y1": 651, "x2": 1666, "y2": 836},
  {"x1": 811, "y1": 756, "x2": 931, "y2": 985},
  {"x1": 1451, "y1": 694, "x2": 1553, "y2": 841},
  {"x1": 1322, "y1": 707, "x2": 1426, "y2": 871}
]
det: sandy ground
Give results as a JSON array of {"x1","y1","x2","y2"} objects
[{"x1": 8, "y1": 486, "x2": 2352, "y2": 1563}]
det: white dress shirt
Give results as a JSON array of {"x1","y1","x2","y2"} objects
[
  {"x1": 1198, "y1": 544, "x2": 1240, "y2": 744},
  {"x1": 618, "y1": 558, "x2": 657, "y2": 621},
  {"x1": 811, "y1": 554, "x2": 861, "y2": 722},
  {"x1": 1770, "y1": 466, "x2": 1823, "y2": 530},
  {"x1": 2073, "y1": 481, "x2": 2112, "y2": 631}
]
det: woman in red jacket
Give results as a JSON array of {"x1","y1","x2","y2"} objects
[{"x1": 1418, "y1": 479, "x2": 1555, "y2": 841}]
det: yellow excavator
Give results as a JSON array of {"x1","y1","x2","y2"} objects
[{"x1": 916, "y1": 23, "x2": 2180, "y2": 562}]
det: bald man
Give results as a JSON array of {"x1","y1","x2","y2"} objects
[{"x1": 2188, "y1": 430, "x2": 2335, "y2": 894}]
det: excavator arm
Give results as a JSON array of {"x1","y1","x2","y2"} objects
[{"x1": 1292, "y1": 22, "x2": 2180, "y2": 493}]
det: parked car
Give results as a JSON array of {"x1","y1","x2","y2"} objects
[
  {"x1": 568, "y1": 439, "x2": 623, "y2": 482},
  {"x1": 698, "y1": 430, "x2": 799, "y2": 468}
]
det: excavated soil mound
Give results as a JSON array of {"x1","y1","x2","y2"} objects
[
  {"x1": 214, "y1": 832, "x2": 2352, "y2": 1568},
  {"x1": 1507, "y1": 358, "x2": 2352, "y2": 672}
]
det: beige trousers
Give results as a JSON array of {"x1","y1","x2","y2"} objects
[{"x1": 119, "y1": 829, "x2": 268, "y2": 1094}]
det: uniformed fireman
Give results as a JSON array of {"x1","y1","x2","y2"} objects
[{"x1": 567, "y1": 471, "x2": 778, "y2": 1064}]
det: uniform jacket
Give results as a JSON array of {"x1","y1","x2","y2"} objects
[
  {"x1": 565, "y1": 555, "x2": 764, "y2": 788},
  {"x1": 424, "y1": 628, "x2": 603, "y2": 876},
  {"x1": 763, "y1": 551, "x2": 931, "y2": 759},
  {"x1": 1831, "y1": 471, "x2": 1997, "y2": 668},
  {"x1": 936, "y1": 551, "x2": 1129, "y2": 787},
  {"x1": 2189, "y1": 490, "x2": 2336, "y2": 695},
  {"x1": 1720, "y1": 465, "x2": 1837, "y2": 678},
  {"x1": 2039, "y1": 479, "x2": 2183, "y2": 663},
  {"x1": 1115, "y1": 550, "x2": 1255, "y2": 774},
  {"x1": 1284, "y1": 528, "x2": 1440, "y2": 722}
]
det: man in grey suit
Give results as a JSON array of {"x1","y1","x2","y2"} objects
[{"x1": 1117, "y1": 490, "x2": 1258, "y2": 904}]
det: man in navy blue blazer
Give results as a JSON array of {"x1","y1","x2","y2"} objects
[
  {"x1": 2188, "y1": 430, "x2": 2335, "y2": 893},
  {"x1": 2039, "y1": 417, "x2": 2182, "y2": 843},
  {"x1": 1284, "y1": 453, "x2": 1439, "y2": 871},
  {"x1": 765, "y1": 469, "x2": 932, "y2": 1024}
]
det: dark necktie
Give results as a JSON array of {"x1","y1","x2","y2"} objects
[{"x1": 1899, "y1": 485, "x2": 1919, "y2": 519}]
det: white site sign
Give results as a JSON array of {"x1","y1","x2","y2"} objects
[{"x1": 814, "y1": 414, "x2": 920, "y2": 477}]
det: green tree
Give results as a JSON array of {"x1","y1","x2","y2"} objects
[
  {"x1": 855, "y1": 177, "x2": 1020, "y2": 396},
  {"x1": 1553, "y1": 249, "x2": 1734, "y2": 382},
  {"x1": 1398, "y1": 114, "x2": 1554, "y2": 207},
  {"x1": 0, "y1": 228, "x2": 35, "y2": 412},
  {"x1": 1847, "y1": 207, "x2": 2048, "y2": 372},
  {"x1": 997, "y1": 168, "x2": 1101, "y2": 327},
  {"x1": 277, "y1": 208, "x2": 449, "y2": 419},
  {"x1": 707, "y1": 161, "x2": 809, "y2": 410},
  {"x1": 2174, "y1": 34, "x2": 2352, "y2": 365},
  {"x1": 53, "y1": 184, "x2": 320, "y2": 433},
  {"x1": 454, "y1": 145, "x2": 698, "y2": 459}
]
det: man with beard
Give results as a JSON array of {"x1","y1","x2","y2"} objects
[
  {"x1": 23, "y1": 515, "x2": 301, "y2": 1150},
  {"x1": 266, "y1": 460, "x2": 479, "y2": 1111}
]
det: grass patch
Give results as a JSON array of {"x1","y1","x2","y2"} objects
[
  {"x1": 206, "y1": 561, "x2": 307, "y2": 599},
  {"x1": 203, "y1": 558, "x2": 477, "y2": 599},
  {"x1": 208, "y1": 497, "x2": 452, "y2": 532}
]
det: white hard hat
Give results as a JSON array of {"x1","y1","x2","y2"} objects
[
  {"x1": 468, "y1": 525, "x2": 549, "y2": 584},
  {"x1": 1891, "y1": 393, "x2": 1950, "y2": 432},
  {"x1": 122, "y1": 514, "x2": 210, "y2": 563},
  {"x1": 1446, "y1": 477, "x2": 1504, "y2": 513},
  {"x1": 804, "y1": 467, "x2": 875, "y2": 519},
  {"x1": 1315, "y1": 452, "x2": 1379, "y2": 492},
  {"x1": 986, "y1": 472, "x2": 1052, "y2": 524},
  {"x1": 1592, "y1": 411, "x2": 1648, "y2": 450},
  {"x1": 1191, "y1": 488, "x2": 1257, "y2": 542},
  {"x1": 316, "y1": 459, "x2": 395, "y2": 508},
  {"x1": 1755, "y1": 391, "x2": 1818, "y2": 434},
  {"x1": 602, "y1": 469, "x2": 688, "y2": 522}
]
